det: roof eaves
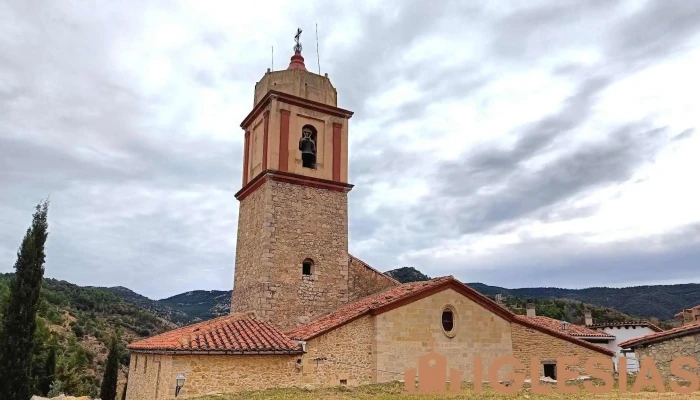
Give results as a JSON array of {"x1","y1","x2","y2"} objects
[{"x1": 619, "y1": 324, "x2": 700, "y2": 349}]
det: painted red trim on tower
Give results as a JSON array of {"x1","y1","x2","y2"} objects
[
  {"x1": 235, "y1": 170, "x2": 354, "y2": 201},
  {"x1": 243, "y1": 131, "x2": 250, "y2": 184},
  {"x1": 332, "y1": 122, "x2": 342, "y2": 181},
  {"x1": 279, "y1": 110, "x2": 291, "y2": 172},
  {"x1": 262, "y1": 111, "x2": 270, "y2": 171},
  {"x1": 240, "y1": 90, "x2": 353, "y2": 129}
]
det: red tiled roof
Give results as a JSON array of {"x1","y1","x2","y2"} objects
[
  {"x1": 588, "y1": 321, "x2": 663, "y2": 332},
  {"x1": 128, "y1": 312, "x2": 302, "y2": 354},
  {"x1": 516, "y1": 316, "x2": 614, "y2": 338},
  {"x1": 619, "y1": 321, "x2": 700, "y2": 349},
  {"x1": 285, "y1": 276, "x2": 615, "y2": 357},
  {"x1": 348, "y1": 254, "x2": 401, "y2": 285}
]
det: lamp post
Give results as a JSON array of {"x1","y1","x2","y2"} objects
[{"x1": 175, "y1": 374, "x2": 186, "y2": 397}]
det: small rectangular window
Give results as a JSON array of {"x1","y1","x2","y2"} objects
[
  {"x1": 302, "y1": 261, "x2": 312, "y2": 276},
  {"x1": 340, "y1": 379, "x2": 347, "y2": 386},
  {"x1": 543, "y1": 363, "x2": 556, "y2": 380}
]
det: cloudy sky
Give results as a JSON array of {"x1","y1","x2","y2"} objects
[{"x1": 2, "y1": 0, "x2": 700, "y2": 299}]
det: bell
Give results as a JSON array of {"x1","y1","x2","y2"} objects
[
  {"x1": 300, "y1": 139, "x2": 315, "y2": 155},
  {"x1": 299, "y1": 137, "x2": 316, "y2": 168}
]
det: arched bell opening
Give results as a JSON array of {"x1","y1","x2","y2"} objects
[{"x1": 299, "y1": 124, "x2": 317, "y2": 169}]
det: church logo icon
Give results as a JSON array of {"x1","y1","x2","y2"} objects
[{"x1": 404, "y1": 341, "x2": 462, "y2": 393}]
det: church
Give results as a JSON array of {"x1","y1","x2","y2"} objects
[{"x1": 125, "y1": 34, "x2": 615, "y2": 399}]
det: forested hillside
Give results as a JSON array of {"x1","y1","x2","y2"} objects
[
  {"x1": 158, "y1": 289, "x2": 231, "y2": 320},
  {"x1": 467, "y1": 282, "x2": 700, "y2": 320},
  {"x1": 0, "y1": 273, "x2": 174, "y2": 397},
  {"x1": 383, "y1": 267, "x2": 699, "y2": 321}
]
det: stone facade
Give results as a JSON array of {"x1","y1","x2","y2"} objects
[
  {"x1": 126, "y1": 353, "x2": 173, "y2": 400},
  {"x1": 375, "y1": 288, "x2": 514, "y2": 383},
  {"x1": 125, "y1": 318, "x2": 374, "y2": 399},
  {"x1": 231, "y1": 179, "x2": 350, "y2": 330},
  {"x1": 300, "y1": 315, "x2": 376, "y2": 386},
  {"x1": 126, "y1": 352, "x2": 300, "y2": 400},
  {"x1": 511, "y1": 323, "x2": 613, "y2": 378},
  {"x1": 347, "y1": 256, "x2": 399, "y2": 302},
  {"x1": 632, "y1": 332, "x2": 700, "y2": 380}
]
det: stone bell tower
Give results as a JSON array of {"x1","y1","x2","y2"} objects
[{"x1": 230, "y1": 29, "x2": 354, "y2": 330}]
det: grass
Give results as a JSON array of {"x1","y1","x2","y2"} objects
[{"x1": 193, "y1": 381, "x2": 700, "y2": 399}]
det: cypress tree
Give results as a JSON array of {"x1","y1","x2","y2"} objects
[
  {"x1": 0, "y1": 199, "x2": 49, "y2": 400},
  {"x1": 100, "y1": 336, "x2": 119, "y2": 400},
  {"x1": 39, "y1": 345, "x2": 56, "y2": 395}
]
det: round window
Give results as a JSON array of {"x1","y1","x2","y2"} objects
[{"x1": 441, "y1": 305, "x2": 457, "y2": 337}]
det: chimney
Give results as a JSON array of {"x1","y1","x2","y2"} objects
[
  {"x1": 584, "y1": 310, "x2": 593, "y2": 326},
  {"x1": 526, "y1": 302, "x2": 536, "y2": 317}
]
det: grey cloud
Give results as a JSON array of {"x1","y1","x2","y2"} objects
[
  {"x1": 610, "y1": 0, "x2": 700, "y2": 68},
  {"x1": 2, "y1": 0, "x2": 699, "y2": 299},
  {"x1": 439, "y1": 75, "x2": 611, "y2": 197},
  {"x1": 416, "y1": 223, "x2": 700, "y2": 289},
  {"x1": 430, "y1": 123, "x2": 668, "y2": 236}
]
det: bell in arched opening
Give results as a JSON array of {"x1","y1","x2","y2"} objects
[{"x1": 298, "y1": 125, "x2": 317, "y2": 169}]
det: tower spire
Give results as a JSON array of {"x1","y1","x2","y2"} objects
[{"x1": 287, "y1": 27, "x2": 307, "y2": 71}]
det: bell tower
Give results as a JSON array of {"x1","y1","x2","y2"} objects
[{"x1": 230, "y1": 29, "x2": 354, "y2": 330}]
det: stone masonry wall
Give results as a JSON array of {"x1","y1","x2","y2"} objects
[
  {"x1": 126, "y1": 353, "x2": 174, "y2": 400},
  {"x1": 301, "y1": 315, "x2": 376, "y2": 387},
  {"x1": 634, "y1": 332, "x2": 700, "y2": 380},
  {"x1": 375, "y1": 288, "x2": 514, "y2": 384},
  {"x1": 231, "y1": 179, "x2": 350, "y2": 330},
  {"x1": 127, "y1": 352, "x2": 300, "y2": 399},
  {"x1": 347, "y1": 256, "x2": 399, "y2": 302},
  {"x1": 230, "y1": 178, "x2": 267, "y2": 316},
  {"x1": 511, "y1": 323, "x2": 613, "y2": 378},
  {"x1": 169, "y1": 354, "x2": 300, "y2": 398}
]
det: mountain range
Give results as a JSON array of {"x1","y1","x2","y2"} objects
[{"x1": 100, "y1": 266, "x2": 699, "y2": 323}]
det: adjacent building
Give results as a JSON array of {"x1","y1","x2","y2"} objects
[
  {"x1": 618, "y1": 321, "x2": 700, "y2": 380},
  {"x1": 587, "y1": 319, "x2": 662, "y2": 373},
  {"x1": 675, "y1": 305, "x2": 700, "y2": 326}
]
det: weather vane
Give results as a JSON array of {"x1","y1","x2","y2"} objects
[{"x1": 294, "y1": 27, "x2": 303, "y2": 52}]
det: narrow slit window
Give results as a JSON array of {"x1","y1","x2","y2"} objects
[{"x1": 302, "y1": 259, "x2": 313, "y2": 276}]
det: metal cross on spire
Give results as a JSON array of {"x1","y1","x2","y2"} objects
[{"x1": 294, "y1": 27, "x2": 303, "y2": 52}]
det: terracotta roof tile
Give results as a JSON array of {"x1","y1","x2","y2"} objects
[
  {"x1": 619, "y1": 321, "x2": 700, "y2": 348},
  {"x1": 284, "y1": 276, "x2": 614, "y2": 356},
  {"x1": 285, "y1": 277, "x2": 468, "y2": 341},
  {"x1": 127, "y1": 312, "x2": 302, "y2": 354},
  {"x1": 515, "y1": 316, "x2": 614, "y2": 339},
  {"x1": 588, "y1": 321, "x2": 663, "y2": 332}
]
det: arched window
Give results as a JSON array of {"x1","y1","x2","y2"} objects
[
  {"x1": 298, "y1": 125, "x2": 317, "y2": 169},
  {"x1": 302, "y1": 258, "x2": 314, "y2": 276}
]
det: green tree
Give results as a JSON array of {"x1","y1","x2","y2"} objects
[
  {"x1": 39, "y1": 344, "x2": 56, "y2": 395},
  {"x1": 100, "y1": 336, "x2": 119, "y2": 400},
  {"x1": 0, "y1": 199, "x2": 49, "y2": 400}
]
